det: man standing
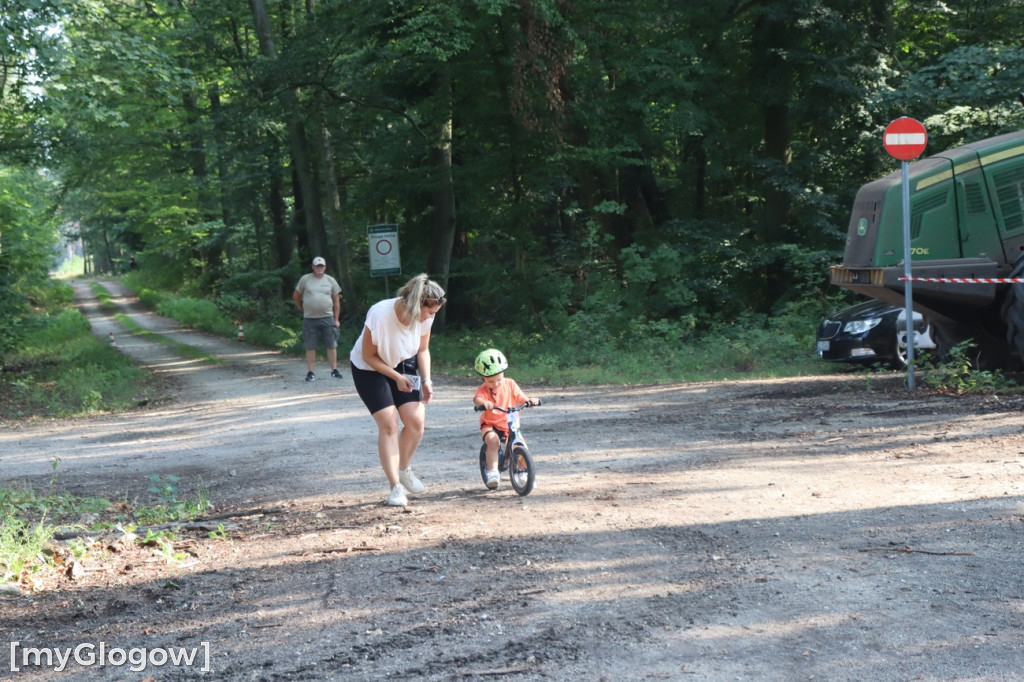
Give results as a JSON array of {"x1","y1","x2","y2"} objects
[{"x1": 293, "y1": 257, "x2": 343, "y2": 381}]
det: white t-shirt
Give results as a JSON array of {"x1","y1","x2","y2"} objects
[{"x1": 349, "y1": 298, "x2": 433, "y2": 371}]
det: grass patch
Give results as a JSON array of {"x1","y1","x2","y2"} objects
[
  {"x1": 154, "y1": 295, "x2": 236, "y2": 337},
  {"x1": 0, "y1": 465, "x2": 213, "y2": 586},
  {"x1": 0, "y1": 307, "x2": 154, "y2": 420},
  {"x1": 90, "y1": 280, "x2": 114, "y2": 309},
  {"x1": 120, "y1": 273, "x2": 305, "y2": 355},
  {"x1": 433, "y1": 312, "x2": 829, "y2": 386},
  {"x1": 113, "y1": 312, "x2": 221, "y2": 364}
]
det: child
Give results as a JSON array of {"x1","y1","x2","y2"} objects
[{"x1": 473, "y1": 348, "x2": 536, "y2": 489}]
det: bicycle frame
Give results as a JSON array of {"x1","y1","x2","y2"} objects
[{"x1": 496, "y1": 408, "x2": 527, "y2": 470}]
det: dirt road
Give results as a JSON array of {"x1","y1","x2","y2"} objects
[{"x1": 3, "y1": 280, "x2": 1024, "y2": 681}]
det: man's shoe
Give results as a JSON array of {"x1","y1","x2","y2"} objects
[
  {"x1": 399, "y1": 468, "x2": 425, "y2": 494},
  {"x1": 485, "y1": 469, "x2": 499, "y2": 489},
  {"x1": 388, "y1": 484, "x2": 408, "y2": 507},
  {"x1": 305, "y1": 371, "x2": 316, "y2": 382},
  {"x1": 331, "y1": 368, "x2": 343, "y2": 379}
]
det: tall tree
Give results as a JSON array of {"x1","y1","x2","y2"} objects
[{"x1": 248, "y1": 0, "x2": 328, "y2": 269}]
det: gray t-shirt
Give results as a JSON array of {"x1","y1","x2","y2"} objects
[{"x1": 295, "y1": 273, "x2": 341, "y2": 318}]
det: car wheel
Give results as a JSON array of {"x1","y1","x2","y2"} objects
[
  {"x1": 894, "y1": 320, "x2": 933, "y2": 368},
  {"x1": 894, "y1": 327, "x2": 910, "y2": 367},
  {"x1": 893, "y1": 325, "x2": 917, "y2": 367}
]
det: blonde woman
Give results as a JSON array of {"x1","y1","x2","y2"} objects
[{"x1": 349, "y1": 274, "x2": 446, "y2": 506}]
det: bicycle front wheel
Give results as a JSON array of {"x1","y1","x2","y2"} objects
[
  {"x1": 478, "y1": 443, "x2": 490, "y2": 487},
  {"x1": 508, "y1": 445, "x2": 535, "y2": 496}
]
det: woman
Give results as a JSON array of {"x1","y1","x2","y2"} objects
[{"x1": 349, "y1": 273, "x2": 446, "y2": 506}]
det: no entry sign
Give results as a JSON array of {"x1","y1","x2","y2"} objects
[
  {"x1": 883, "y1": 117, "x2": 928, "y2": 161},
  {"x1": 883, "y1": 116, "x2": 928, "y2": 389}
]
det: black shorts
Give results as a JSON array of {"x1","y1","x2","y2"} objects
[
  {"x1": 481, "y1": 427, "x2": 508, "y2": 443},
  {"x1": 351, "y1": 359, "x2": 421, "y2": 415}
]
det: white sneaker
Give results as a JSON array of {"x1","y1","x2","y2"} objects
[
  {"x1": 399, "y1": 468, "x2": 425, "y2": 494},
  {"x1": 388, "y1": 484, "x2": 408, "y2": 507},
  {"x1": 485, "y1": 469, "x2": 499, "y2": 489}
]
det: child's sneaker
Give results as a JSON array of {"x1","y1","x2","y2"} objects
[
  {"x1": 485, "y1": 469, "x2": 499, "y2": 489},
  {"x1": 388, "y1": 484, "x2": 408, "y2": 507},
  {"x1": 399, "y1": 468, "x2": 425, "y2": 494}
]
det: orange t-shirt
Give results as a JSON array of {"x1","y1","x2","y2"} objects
[{"x1": 475, "y1": 378, "x2": 527, "y2": 434}]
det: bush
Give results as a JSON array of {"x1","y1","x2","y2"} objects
[
  {"x1": 1, "y1": 308, "x2": 150, "y2": 418},
  {"x1": 156, "y1": 297, "x2": 232, "y2": 336}
]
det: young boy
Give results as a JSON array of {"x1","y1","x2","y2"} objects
[{"x1": 473, "y1": 348, "x2": 536, "y2": 489}]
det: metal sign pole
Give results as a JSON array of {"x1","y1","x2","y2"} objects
[
  {"x1": 901, "y1": 160, "x2": 915, "y2": 390},
  {"x1": 884, "y1": 117, "x2": 926, "y2": 391}
]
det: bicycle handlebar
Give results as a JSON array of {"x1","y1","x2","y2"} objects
[{"x1": 474, "y1": 398, "x2": 542, "y2": 412}]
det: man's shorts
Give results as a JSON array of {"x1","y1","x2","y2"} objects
[{"x1": 302, "y1": 316, "x2": 339, "y2": 350}]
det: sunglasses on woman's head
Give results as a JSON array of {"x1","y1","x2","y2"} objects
[{"x1": 422, "y1": 296, "x2": 446, "y2": 307}]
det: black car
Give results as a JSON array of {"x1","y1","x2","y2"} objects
[{"x1": 816, "y1": 300, "x2": 934, "y2": 367}]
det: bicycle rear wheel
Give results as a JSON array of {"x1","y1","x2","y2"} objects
[{"x1": 508, "y1": 445, "x2": 535, "y2": 496}]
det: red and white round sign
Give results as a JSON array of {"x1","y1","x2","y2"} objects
[{"x1": 883, "y1": 117, "x2": 928, "y2": 161}]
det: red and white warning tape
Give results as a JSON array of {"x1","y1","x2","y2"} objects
[{"x1": 899, "y1": 276, "x2": 1024, "y2": 284}]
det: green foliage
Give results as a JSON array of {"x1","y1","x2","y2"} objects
[
  {"x1": 618, "y1": 243, "x2": 698, "y2": 327},
  {"x1": 0, "y1": 308, "x2": 151, "y2": 419},
  {"x1": 133, "y1": 474, "x2": 211, "y2": 526},
  {"x1": 0, "y1": 468, "x2": 211, "y2": 583},
  {"x1": 122, "y1": 272, "x2": 170, "y2": 308},
  {"x1": 5, "y1": 0, "x2": 1024, "y2": 389},
  {"x1": 156, "y1": 297, "x2": 233, "y2": 336},
  {"x1": 0, "y1": 167, "x2": 63, "y2": 357},
  {"x1": 248, "y1": 320, "x2": 304, "y2": 354},
  {"x1": 152, "y1": 287, "x2": 308, "y2": 353},
  {"x1": 207, "y1": 523, "x2": 230, "y2": 541},
  {"x1": 0, "y1": 467, "x2": 111, "y2": 584},
  {"x1": 435, "y1": 298, "x2": 824, "y2": 386},
  {"x1": 0, "y1": 273, "x2": 32, "y2": 359},
  {"x1": 921, "y1": 341, "x2": 1014, "y2": 394},
  {"x1": 896, "y1": 44, "x2": 1024, "y2": 146},
  {"x1": 140, "y1": 528, "x2": 187, "y2": 562},
  {"x1": 22, "y1": 280, "x2": 74, "y2": 309},
  {"x1": 210, "y1": 267, "x2": 304, "y2": 350},
  {"x1": 0, "y1": 515, "x2": 51, "y2": 585}
]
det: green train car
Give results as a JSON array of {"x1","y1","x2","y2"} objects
[{"x1": 831, "y1": 129, "x2": 1024, "y2": 368}]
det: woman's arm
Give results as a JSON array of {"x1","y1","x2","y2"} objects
[
  {"x1": 360, "y1": 326, "x2": 413, "y2": 390},
  {"x1": 417, "y1": 328, "x2": 434, "y2": 403}
]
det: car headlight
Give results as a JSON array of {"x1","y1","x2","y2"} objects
[{"x1": 843, "y1": 317, "x2": 883, "y2": 334}]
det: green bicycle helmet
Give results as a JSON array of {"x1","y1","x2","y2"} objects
[{"x1": 474, "y1": 348, "x2": 508, "y2": 377}]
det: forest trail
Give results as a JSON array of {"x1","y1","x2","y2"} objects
[{"x1": 3, "y1": 280, "x2": 1024, "y2": 681}]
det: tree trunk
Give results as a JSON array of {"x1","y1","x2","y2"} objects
[
  {"x1": 248, "y1": 0, "x2": 328, "y2": 266},
  {"x1": 305, "y1": 1, "x2": 358, "y2": 316},
  {"x1": 268, "y1": 156, "x2": 292, "y2": 272},
  {"x1": 182, "y1": 87, "x2": 224, "y2": 288},
  {"x1": 752, "y1": 11, "x2": 793, "y2": 243},
  {"x1": 427, "y1": 73, "x2": 456, "y2": 330},
  {"x1": 209, "y1": 84, "x2": 238, "y2": 258}
]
